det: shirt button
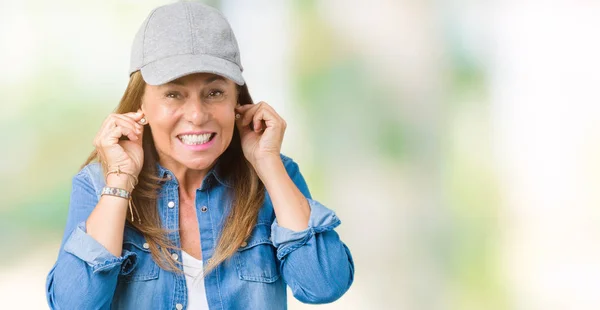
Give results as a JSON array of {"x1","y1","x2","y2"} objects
[
  {"x1": 201, "y1": 206, "x2": 208, "y2": 212},
  {"x1": 167, "y1": 174, "x2": 172, "y2": 180},
  {"x1": 175, "y1": 304, "x2": 183, "y2": 310},
  {"x1": 168, "y1": 201, "x2": 175, "y2": 208},
  {"x1": 171, "y1": 253, "x2": 179, "y2": 261},
  {"x1": 240, "y1": 241, "x2": 248, "y2": 248},
  {"x1": 143, "y1": 242, "x2": 149, "y2": 249}
]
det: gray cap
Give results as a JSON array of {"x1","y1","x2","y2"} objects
[{"x1": 129, "y1": 1, "x2": 244, "y2": 86}]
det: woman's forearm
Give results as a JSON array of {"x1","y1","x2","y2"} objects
[
  {"x1": 257, "y1": 157, "x2": 311, "y2": 232},
  {"x1": 85, "y1": 173, "x2": 133, "y2": 257}
]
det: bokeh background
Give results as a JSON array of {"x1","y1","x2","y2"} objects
[{"x1": 2, "y1": 0, "x2": 600, "y2": 309}]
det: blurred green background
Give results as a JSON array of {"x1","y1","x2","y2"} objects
[{"x1": 2, "y1": 0, "x2": 600, "y2": 309}]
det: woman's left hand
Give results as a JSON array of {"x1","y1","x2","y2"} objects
[{"x1": 235, "y1": 101, "x2": 286, "y2": 169}]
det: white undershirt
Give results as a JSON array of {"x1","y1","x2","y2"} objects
[{"x1": 181, "y1": 250, "x2": 209, "y2": 310}]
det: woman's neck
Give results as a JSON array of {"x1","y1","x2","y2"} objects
[{"x1": 159, "y1": 159, "x2": 216, "y2": 198}]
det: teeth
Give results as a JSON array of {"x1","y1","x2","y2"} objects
[{"x1": 178, "y1": 133, "x2": 213, "y2": 145}]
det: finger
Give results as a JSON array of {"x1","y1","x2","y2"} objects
[
  {"x1": 252, "y1": 108, "x2": 276, "y2": 132},
  {"x1": 116, "y1": 118, "x2": 142, "y2": 141},
  {"x1": 131, "y1": 118, "x2": 145, "y2": 145},
  {"x1": 120, "y1": 110, "x2": 145, "y2": 122},
  {"x1": 237, "y1": 103, "x2": 262, "y2": 128},
  {"x1": 95, "y1": 115, "x2": 120, "y2": 147},
  {"x1": 235, "y1": 117, "x2": 252, "y2": 136},
  {"x1": 113, "y1": 114, "x2": 143, "y2": 134},
  {"x1": 235, "y1": 110, "x2": 254, "y2": 135},
  {"x1": 99, "y1": 124, "x2": 127, "y2": 147},
  {"x1": 97, "y1": 113, "x2": 139, "y2": 142},
  {"x1": 253, "y1": 103, "x2": 286, "y2": 131},
  {"x1": 124, "y1": 110, "x2": 146, "y2": 125},
  {"x1": 102, "y1": 118, "x2": 140, "y2": 143},
  {"x1": 255, "y1": 102, "x2": 278, "y2": 116},
  {"x1": 235, "y1": 103, "x2": 255, "y2": 112},
  {"x1": 252, "y1": 109, "x2": 264, "y2": 132},
  {"x1": 98, "y1": 113, "x2": 118, "y2": 136}
]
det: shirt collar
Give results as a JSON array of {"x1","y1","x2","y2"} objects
[{"x1": 155, "y1": 158, "x2": 233, "y2": 190}]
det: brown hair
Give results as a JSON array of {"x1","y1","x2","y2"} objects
[{"x1": 82, "y1": 71, "x2": 264, "y2": 275}]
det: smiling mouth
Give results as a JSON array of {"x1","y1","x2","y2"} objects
[{"x1": 177, "y1": 133, "x2": 216, "y2": 145}]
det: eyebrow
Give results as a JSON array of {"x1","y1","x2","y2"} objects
[{"x1": 166, "y1": 75, "x2": 226, "y2": 86}]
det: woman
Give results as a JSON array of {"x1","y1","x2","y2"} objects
[{"x1": 45, "y1": 2, "x2": 354, "y2": 310}]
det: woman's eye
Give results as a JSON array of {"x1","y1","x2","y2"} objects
[
  {"x1": 166, "y1": 92, "x2": 180, "y2": 99},
  {"x1": 208, "y1": 90, "x2": 224, "y2": 98}
]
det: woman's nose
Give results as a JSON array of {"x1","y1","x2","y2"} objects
[{"x1": 184, "y1": 98, "x2": 210, "y2": 124}]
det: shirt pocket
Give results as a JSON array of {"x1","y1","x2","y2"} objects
[
  {"x1": 234, "y1": 223, "x2": 281, "y2": 283},
  {"x1": 120, "y1": 228, "x2": 160, "y2": 283}
]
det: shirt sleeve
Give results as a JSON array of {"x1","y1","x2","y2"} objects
[
  {"x1": 270, "y1": 155, "x2": 355, "y2": 304},
  {"x1": 270, "y1": 199, "x2": 342, "y2": 260},
  {"x1": 46, "y1": 166, "x2": 136, "y2": 310},
  {"x1": 63, "y1": 222, "x2": 137, "y2": 274}
]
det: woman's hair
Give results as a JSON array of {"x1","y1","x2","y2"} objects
[{"x1": 82, "y1": 71, "x2": 265, "y2": 275}]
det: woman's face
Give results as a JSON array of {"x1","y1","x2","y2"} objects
[{"x1": 141, "y1": 72, "x2": 238, "y2": 172}]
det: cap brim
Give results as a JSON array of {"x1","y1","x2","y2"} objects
[{"x1": 140, "y1": 54, "x2": 245, "y2": 86}]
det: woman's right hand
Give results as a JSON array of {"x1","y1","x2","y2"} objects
[{"x1": 93, "y1": 110, "x2": 146, "y2": 178}]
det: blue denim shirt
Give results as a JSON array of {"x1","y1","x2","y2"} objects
[{"x1": 45, "y1": 154, "x2": 354, "y2": 310}]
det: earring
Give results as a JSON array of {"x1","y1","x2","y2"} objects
[
  {"x1": 235, "y1": 113, "x2": 241, "y2": 120},
  {"x1": 139, "y1": 117, "x2": 147, "y2": 124}
]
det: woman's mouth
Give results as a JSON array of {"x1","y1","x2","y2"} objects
[{"x1": 177, "y1": 133, "x2": 216, "y2": 145}]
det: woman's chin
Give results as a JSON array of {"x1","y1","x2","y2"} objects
[{"x1": 177, "y1": 157, "x2": 215, "y2": 170}]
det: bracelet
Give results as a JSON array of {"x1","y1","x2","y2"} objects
[
  {"x1": 105, "y1": 165, "x2": 138, "y2": 189},
  {"x1": 100, "y1": 186, "x2": 141, "y2": 224},
  {"x1": 101, "y1": 186, "x2": 131, "y2": 200}
]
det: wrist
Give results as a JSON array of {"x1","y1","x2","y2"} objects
[
  {"x1": 106, "y1": 173, "x2": 135, "y2": 192},
  {"x1": 105, "y1": 165, "x2": 139, "y2": 192},
  {"x1": 254, "y1": 154, "x2": 282, "y2": 168},
  {"x1": 254, "y1": 156, "x2": 285, "y2": 185}
]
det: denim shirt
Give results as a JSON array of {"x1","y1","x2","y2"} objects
[{"x1": 45, "y1": 154, "x2": 354, "y2": 310}]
